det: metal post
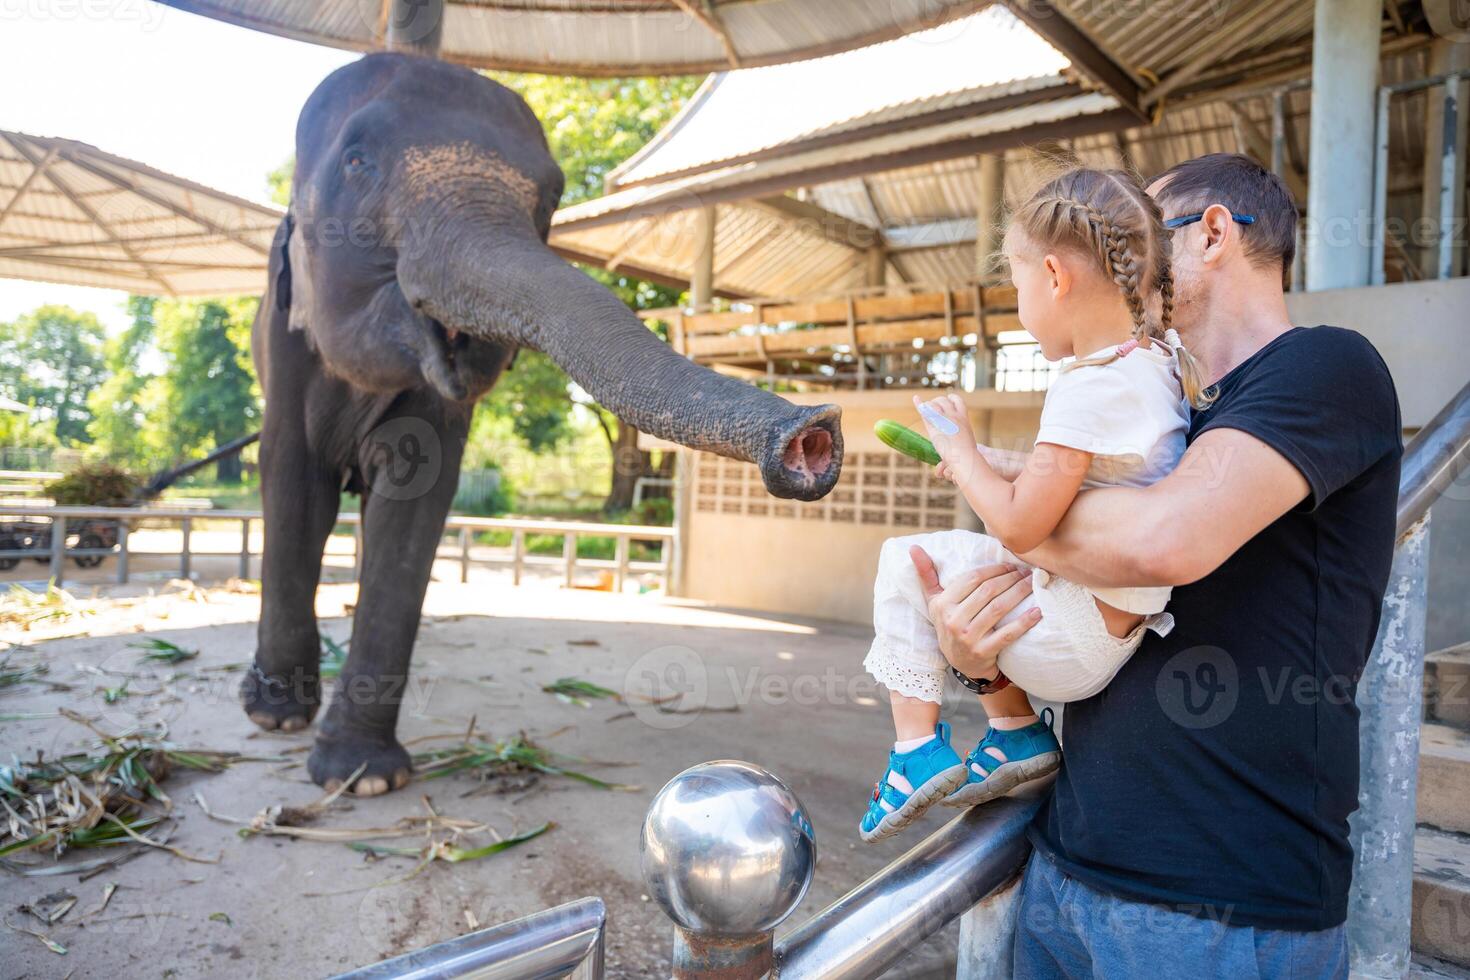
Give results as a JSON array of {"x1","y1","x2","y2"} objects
[
  {"x1": 691, "y1": 207, "x2": 716, "y2": 311},
  {"x1": 1437, "y1": 74, "x2": 1463, "y2": 281},
  {"x1": 459, "y1": 526, "x2": 470, "y2": 584},
  {"x1": 115, "y1": 521, "x2": 128, "y2": 585},
  {"x1": 239, "y1": 518, "x2": 251, "y2": 580},
  {"x1": 563, "y1": 533, "x2": 577, "y2": 588},
  {"x1": 49, "y1": 515, "x2": 65, "y2": 586},
  {"x1": 1348, "y1": 516, "x2": 1431, "y2": 978},
  {"x1": 384, "y1": 0, "x2": 443, "y2": 57},
  {"x1": 1419, "y1": 41, "x2": 1470, "y2": 278},
  {"x1": 1370, "y1": 85, "x2": 1391, "y2": 285},
  {"x1": 179, "y1": 517, "x2": 191, "y2": 580},
  {"x1": 1271, "y1": 89, "x2": 1287, "y2": 179},
  {"x1": 614, "y1": 535, "x2": 629, "y2": 594},
  {"x1": 975, "y1": 153, "x2": 1006, "y2": 280},
  {"x1": 512, "y1": 529, "x2": 524, "y2": 586},
  {"x1": 1304, "y1": 0, "x2": 1381, "y2": 290}
]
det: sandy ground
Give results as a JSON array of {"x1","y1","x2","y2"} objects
[{"x1": 1, "y1": 576, "x2": 993, "y2": 978}]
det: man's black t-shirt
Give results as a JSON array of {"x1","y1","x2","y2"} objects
[{"x1": 1030, "y1": 326, "x2": 1403, "y2": 932}]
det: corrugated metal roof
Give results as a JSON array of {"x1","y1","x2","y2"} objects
[
  {"x1": 153, "y1": 0, "x2": 996, "y2": 76},
  {"x1": 551, "y1": 41, "x2": 1436, "y2": 300},
  {"x1": 609, "y1": 6, "x2": 1069, "y2": 187},
  {"x1": 0, "y1": 130, "x2": 281, "y2": 297}
]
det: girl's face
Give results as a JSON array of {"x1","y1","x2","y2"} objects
[{"x1": 1003, "y1": 230, "x2": 1074, "y2": 361}]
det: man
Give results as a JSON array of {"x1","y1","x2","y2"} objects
[{"x1": 915, "y1": 153, "x2": 1402, "y2": 977}]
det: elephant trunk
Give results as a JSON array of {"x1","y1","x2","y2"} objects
[{"x1": 405, "y1": 232, "x2": 842, "y2": 501}]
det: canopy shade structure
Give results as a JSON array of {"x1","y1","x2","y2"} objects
[
  {"x1": 151, "y1": 0, "x2": 996, "y2": 76},
  {"x1": 548, "y1": 3, "x2": 1434, "y2": 300},
  {"x1": 0, "y1": 130, "x2": 283, "y2": 297}
]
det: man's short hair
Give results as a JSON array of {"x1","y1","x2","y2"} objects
[{"x1": 1150, "y1": 153, "x2": 1299, "y2": 278}]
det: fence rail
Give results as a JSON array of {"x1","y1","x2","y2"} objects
[{"x1": 0, "y1": 504, "x2": 674, "y2": 592}]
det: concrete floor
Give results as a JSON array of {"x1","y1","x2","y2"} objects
[{"x1": 1, "y1": 578, "x2": 990, "y2": 978}]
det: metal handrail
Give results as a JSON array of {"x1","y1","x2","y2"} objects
[
  {"x1": 774, "y1": 795, "x2": 1040, "y2": 980},
  {"x1": 331, "y1": 897, "x2": 605, "y2": 980},
  {"x1": 1396, "y1": 379, "x2": 1470, "y2": 537}
]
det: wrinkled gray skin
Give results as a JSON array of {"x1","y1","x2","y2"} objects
[{"x1": 241, "y1": 53, "x2": 842, "y2": 795}]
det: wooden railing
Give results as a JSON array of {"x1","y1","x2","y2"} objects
[
  {"x1": 0, "y1": 504, "x2": 674, "y2": 593},
  {"x1": 643, "y1": 281, "x2": 1020, "y2": 385}
]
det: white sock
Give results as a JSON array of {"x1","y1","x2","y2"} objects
[
  {"x1": 894, "y1": 734, "x2": 936, "y2": 753},
  {"x1": 988, "y1": 714, "x2": 1038, "y2": 731}
]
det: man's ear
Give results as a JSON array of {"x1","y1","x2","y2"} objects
[
  {"x1": 1043, "y1": 253, "x2": 1072, "y2": 299},
  {"x1": 1199, "y1": 203, "x2": 1237, "y2": 266}
]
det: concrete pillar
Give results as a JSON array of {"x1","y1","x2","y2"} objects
[
  {"x1": 956, "y1": 874, "x2": 1023, "y2": 980},
  {"x1": 690, "y1": 206, "x2": 717, "y2": 310},
  {"x1": 976, "y1": 154, "x2": 1007, "y2": 280},
  {"x1": 1420, "y1": 40, "x2": 1470, "y2": 278},
  {"x1": 386, "y1": 0, "x2": 444, "y2": 56},
  {"x1": 1304, "y1": 0, "x2": 1381, "y2": 290}
]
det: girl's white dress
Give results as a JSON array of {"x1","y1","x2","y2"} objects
[{"x1": 864, "y1": 336, "x2": 1190, "y2": 704}]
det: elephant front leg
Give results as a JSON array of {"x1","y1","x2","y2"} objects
[
  {"x1": 242, "y1": 442, "x2": 342, "y2": 732},
  {"x1": 307, "y1": 435, "x2": 461, "y2": 795}
]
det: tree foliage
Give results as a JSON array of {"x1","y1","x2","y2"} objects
[
  {"x1": 150, "y1": 298, "x2": 261, "y2": 481},
  {"x1": 87, "y1": 296, "x2": 158, "y2": 462},
  {"x1": 0, "y1": 305, "x2": 107, "y2": 444}
]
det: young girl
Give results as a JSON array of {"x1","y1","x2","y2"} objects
[{"x1": 859, "y1": 168, "x2": 1213, "y2": 842}]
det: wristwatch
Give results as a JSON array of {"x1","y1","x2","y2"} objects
[{"x1": 950, "y1": 665, "x2": 1011, "y2": 695}]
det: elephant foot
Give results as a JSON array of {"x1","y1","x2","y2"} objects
[
  {"x1": 308, "y1": 731, "x2": 412, "y2": 797},
  {"x1": 240, "y1": 662, "x2": 320, "y2": 733}
]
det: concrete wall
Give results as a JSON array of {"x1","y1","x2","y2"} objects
[
  {"x1": 682, "y1": 389, "x2": 1045, "y2": 624},
  {"x1": 1286, "y1": 279, "x2": 1470, "y2": 651}
]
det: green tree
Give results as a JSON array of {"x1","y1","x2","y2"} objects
[
  {"x1": 150, "y1": 298, "x2": 261, "y2": 483},
  {"x1": 267, "y1": 158, "x2": 293, "y2": 207},
  {"x1": 87, "y1": 296, "x2": 158, "y2": 464},
  {"x1": 0, "y1": 305, "x2": 107, "y2": 444}
]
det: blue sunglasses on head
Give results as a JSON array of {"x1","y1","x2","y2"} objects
[{"x1": 1164, "y1": 212, "x2": 1256, "y2": 229}]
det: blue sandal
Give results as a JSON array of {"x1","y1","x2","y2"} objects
[
  {"x1": 860, "y1": 721, "x2": 969, "y2": 842},
  {"x1": 944, "y1": 708, "x2": 1061, "y2": 808}
]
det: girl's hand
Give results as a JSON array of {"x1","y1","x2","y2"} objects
[{"x1": 913, "y1": 394, "x2": 979, "y2": 473}]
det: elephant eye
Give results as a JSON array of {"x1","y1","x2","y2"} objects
[{"x1": 343, "y1": 148, "x2": 370, "y2": 174}]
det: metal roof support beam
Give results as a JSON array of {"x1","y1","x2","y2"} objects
[
  {"x1": 748, "y1": 196, "x2": 883, "y2": 252},
  {"x1": 1002, "y1": 1, "x2": 1146, "y2": 120},
  {"x1": 0, "y1": 144, "x2": 57, "y2": 235},
  {"x1": 54, "y1": 149, "x2": 271, "y2": 256},
  {"x1": 4, "y1": 133, "x2": 175, "y2": 296},
  {"x1": 669, "y1": 0, "x2": 741, "y2": 68}
]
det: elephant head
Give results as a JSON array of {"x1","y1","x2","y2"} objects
[{"x1": 279, "y1": 53, "x2": 841, "y2": 500}]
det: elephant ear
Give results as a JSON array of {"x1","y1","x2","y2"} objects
[{"x1": 283, "y1": 210, "x2": 314, "y2": 334}]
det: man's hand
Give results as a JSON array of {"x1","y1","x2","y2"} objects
[{"x1": 910, "y1": 545, "x2": 1042, "y2": 681}]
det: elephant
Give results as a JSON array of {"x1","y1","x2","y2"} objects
[{"x1": 240, "y1": 52, "x2": 843, "y2": 796}]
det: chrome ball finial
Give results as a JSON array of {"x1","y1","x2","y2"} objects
[{"x1": 641, "y1": 760, "x2": 816, "y2": 936}]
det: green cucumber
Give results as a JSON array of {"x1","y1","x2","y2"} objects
[{"x1": 875, "y1": 419, "x2": 941, "y2": 466}]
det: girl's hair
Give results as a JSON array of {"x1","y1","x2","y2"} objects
[{"x1": 1008, "y1": 167, "x2": 1214, "y2": 407}]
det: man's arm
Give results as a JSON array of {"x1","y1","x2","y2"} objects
[{"x1": 1021, "y1": 427, "x2": 1311, "y2": 588}]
